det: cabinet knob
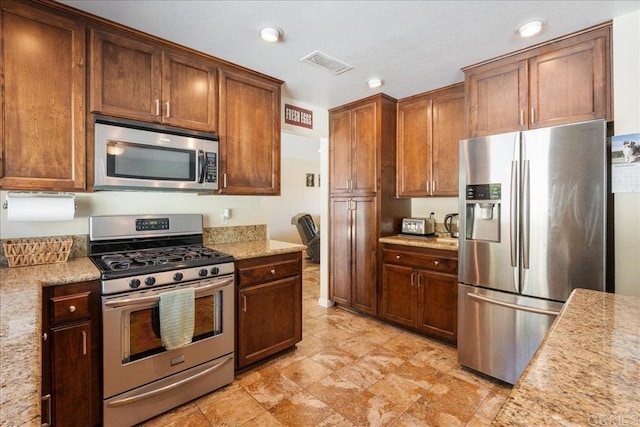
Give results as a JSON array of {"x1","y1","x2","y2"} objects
[
  {"x1": 68, "y1": 305, "x2": 76, "y2": 313},
  {"x1": 43, "y1": 333, "x2": 48, "y2": 342},
  {"x1": 396, "y1": 255, "x2": 400, "y2": 260},
  {"x1": 270, "y1": 269, "x2": 276, "y2": 274},
  {"x1": 434, "y1": 260, "x2": 439, "y2": 266}
]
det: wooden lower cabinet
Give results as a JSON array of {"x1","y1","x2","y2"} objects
[
  {"x1": 380, "y1": 245, "x2": 458, "y2": 344},
  {"x1": 235, "y1": 252, "x2": 302, "y2": 370},
  {"x1": 41, "y1": 280, "x2": 101, "y2": 427}
]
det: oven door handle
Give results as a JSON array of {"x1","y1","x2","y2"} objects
[
  {"x1": 104, "y1": 277, "x2": 233, "y2": 308},
  {"x1": 105, "y1": 355, "x2": 233, "y2": 408}
]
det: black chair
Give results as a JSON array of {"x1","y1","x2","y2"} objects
[{"x1": 291, "y1": 213, "x2": 320, "y2": 263}]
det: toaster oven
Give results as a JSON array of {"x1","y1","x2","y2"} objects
[{"x1": 401, "y1": 217, "x2": 436, "y2": 236}]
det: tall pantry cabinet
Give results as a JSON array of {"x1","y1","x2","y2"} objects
[{"x1": 328, "y1": 94, "x2": 411, "y2": 315}]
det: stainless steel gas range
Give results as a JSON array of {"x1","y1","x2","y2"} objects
[{"x1": 89, "y1": 214, "x2": 235, "y2": 427}]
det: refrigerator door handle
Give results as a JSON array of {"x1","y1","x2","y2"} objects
[
  {"x1": 510, "y1": 160, "x2": 518, "y2": 268},
  {"x1": 467, "y1": 293, "x2": 560, "y2": 317},
  {"x1": 522, "y1": 159, "x2": 530, "y2": 270}
]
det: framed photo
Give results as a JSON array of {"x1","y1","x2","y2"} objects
[{"x1": 306, "y1": 173, "x2": 315, "y2": 187}]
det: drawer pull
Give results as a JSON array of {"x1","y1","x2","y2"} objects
[
  {"x1": 433, "y1": 260, "x2": 439, "y2": 266},
  {"x1": 82, "y1": 331, "x2": 87, "y2": 356},
  {"x1": 68, "y1": 305, "x2": 76, "y2": 313},
  {"x1": 270, "y1": 269, "x2": 276, "y2": 274}
]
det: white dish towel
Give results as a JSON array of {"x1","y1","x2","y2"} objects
[{"x1": 159, "y1": 288, "x2": 195, "y2": 350}]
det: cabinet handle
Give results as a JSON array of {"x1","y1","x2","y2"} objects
[
  {"x1": 68, "y1": 305, "x2": 76, "y2": 313},
  {"x1": 346, "y1": 180, "x2": 350, "y2": 191},
  {"x1": 432, "y1": 180, "x2": 436, "y2": 193},
  {"x1": 520, "y1": 110, "x2": 524, "y2": 126},
  {"x1": 82, "y1": 331, "x2": 87, "y2": 356},
  {"x1": 223, "y1": 173, "x2": 227, "y2": 188},
  {"x1": 270, "y1": 269, "x2": 276, "y2": 274},
  {"x1": 410, "y1": 272, "x2": 416, "y2": 287},
  {"x1": 396, "y1": 255, "x2": 400, "y2": 260},
  {"x1": 43, "y1": 333, "x2": 48, "y2": 342},
  {"x1": 530, "y1": 108, "x2": 535, "y2": 124},
  {"x1": 155, "y1": 99, "x2": 161, "y2": 116},
  {"x1": 434, "y1": 260, "x2": 439, "y2": 266},
  {"x1": 417, "y1": 274, "x2": 423, "y2": 288},
  {"x1": 241, "y1": 295, "x2": 247, "y2": 312},
  {"x1": 426, "y1": 180, "x2": 430, "y2": 193},
  {"x1": 165, "y1": 101, "x2": 171, "y2": 118},
  {"x1": 42, "y1": 394, "x2": 52, "y2": 427}
]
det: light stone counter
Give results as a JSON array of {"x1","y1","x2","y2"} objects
[
  {"x1": 493, "y1": 289, "x2": 640, "y2": 426},
  {"x1": 0, "y1": 258, "x2": 100, "y2": 427},
  {"x1": 379, "y1": 235, "x2": 459, "y2": 251},
  {"x1": 208, "y1": 239, "x2": 306, "y2": 260}
]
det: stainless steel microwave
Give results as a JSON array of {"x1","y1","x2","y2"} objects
[{"x1": 94, "y1": 117, "x2": 218, "y2": 192}]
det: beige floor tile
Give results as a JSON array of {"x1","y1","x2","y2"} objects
[
  {"x1": 472, "y1": 389, "x2": 508, "y2": 421},
  {"x1": 244, "y1": 371, "x2": 302, "y2": 410},
  {"x1": 240, "y1": 411, "x2": 284, "y2": 426},
  {"x1": 306, "y1": 373, "x2": 364, "y2": 407},
  {"x1": 198, "y1": 388, "x2": 267, "y2": 426},
  {"x1": 268, "y1": 390, "x2": 334, "y2": 427},
  {"x1": 141, "y1": 402, "x2": 208, "y2": 427},
  {"x1": 331, "y1": 389, "x2": 403, "y2": 426},
  {"x1": 280, "y1": 357, "x2": 334, "y2": 388},
  {"x1": 309, "y1": 347, "x2": 356, "y2": 371},
  {"x1": 392, "y1": 412, "x2": 434, "y2": 427}
]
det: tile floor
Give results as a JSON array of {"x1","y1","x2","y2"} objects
[{"x1": 141, "y1": 260, "x2": 512, "y2": 427}]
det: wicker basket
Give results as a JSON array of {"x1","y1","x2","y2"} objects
[{"x1": 2, "y1": 237, "x2": 73, "y2": 267}]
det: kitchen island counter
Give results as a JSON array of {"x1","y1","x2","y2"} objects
[
  {"x1": 208, "y1": 239, "x2": 306, "y2": 260},
  {"x1": 0, "y1": 258, "x2": 100, "y2": 427},
  {"x1": 493, "y1": 288, "x2": 640, "y2": 426}
]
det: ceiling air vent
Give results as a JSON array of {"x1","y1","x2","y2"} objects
[{"x1": 300, "y1": 50, "x2": 353, "y2": 75}]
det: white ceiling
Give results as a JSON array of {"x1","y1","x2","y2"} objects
[{"x1": 60, "y1": 0, "x2": 640, "y2": 110}]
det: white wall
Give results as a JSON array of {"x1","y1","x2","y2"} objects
[
  {"x1": 0, "y1": 190, "x2": 269, "y2": 239},
  {"x1": 411, "y1": 197, "x2": 459, "y2": 223},
  {"x1": 613, "y1": 10, "x2": 640, "y2": 296},
  {"x1": 267, "y1": 132, "x2": 321, "y2": 243}
]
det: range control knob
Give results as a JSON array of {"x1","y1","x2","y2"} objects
[
  {"x1": 210, "y1": 266, "x2": 220, "y2": 275},
  {"x1": 173, "y1": 272, "x2": 184, "y2": 282},
  {"x1": 198, "y1": 268, "x2": 208, "y2": 277},
  {"x1": 129, "y1": 278, "x2": 141, "y2": 289},
  {"x1": 145, "y1": 276, "x2": 156, "y2": 286}
]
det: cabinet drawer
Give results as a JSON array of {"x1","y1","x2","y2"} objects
[
  {"x1": 51, "y1": 292, "x2": 91, "y2": 324},
  {"x1": 383, "y1": 250, "x2": 457, "y2": 275},
  {"x1": 237, "y1": 253, "x2": 301, "y2": 287}
]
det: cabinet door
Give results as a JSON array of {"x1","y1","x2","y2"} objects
[
  {"x1": 89, "y1": 28, "x2": 162, "y2": 122},
  {"x1": 0, "y1": 1, "x2": 86, "y2": 191},
  {"x1": 329, "y1": 109, "x2": 352, "y2": 194},
  {"x1": 467, "y1": 60, "x2": 528, "y2": 137},
  {"x1": 51, "y1": 322, "x2": 92, "y2": 427},
  {"x1": 397, "y1": 97, "x2": 432, "y2": 197},
  {"x1": 529, "y1": 36, "x2": 607, "y2": 129},
  {"x1": 329, "y1": 198, "x2": 352, "y2": 306},
  {"x1": 162, "y1": 52, "x2": 218, "y2": 132},
  {"x1": 237, "y1": 276, "x2": 302, "y2": 369},
  {"x1": 351, "y1": 102, "x2": 377, "y2": 194},
  {"x1": 432, "y1": 86, "x2": 465, "y2": 196},
  {"x1": 351, "y1": 197, "x2": 378, "y2": 315},
  {"x1": 380, "y1": 263, "x2": 416, "y2": 327},
  {"x1": 219, "y1": 69, "x2": 280, "y2": 194},
  {"x1": 417, "y1": 270, "x2": 457, "y2": 343}
]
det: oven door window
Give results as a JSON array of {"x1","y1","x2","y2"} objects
[
  {"x1": 125, "y1": 292, "x2": 223, "y2": 363},
  {"x1": 106, "y1": 140, "x2": 196, "y2": 181}
]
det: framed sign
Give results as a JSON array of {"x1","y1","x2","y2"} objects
[{"x1": 285, "y1": 104, "x2": 313, "y2": 129}]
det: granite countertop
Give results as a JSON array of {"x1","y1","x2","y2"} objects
[
  {"x1": 208, "y1": 239, "x2": 306, "y2": 260},
  {"x1": 379, "y1": 234, "x2": 459, "y2": 251},
  {"x1": 0, "y1": 258, "x2": 100, "y2": 427},
  {"x1": 493, "y1": 289, "x2": 640, "y2": 426}
]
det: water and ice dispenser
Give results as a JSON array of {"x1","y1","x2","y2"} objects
[{"x1": 464, "y1": 184, "x2": 501, "y2": 242}]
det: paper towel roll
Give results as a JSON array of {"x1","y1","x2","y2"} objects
[{"x1": 7, "y1": 193, "x2": 75, "y2": 222}]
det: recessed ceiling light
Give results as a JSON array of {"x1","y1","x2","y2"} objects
[
  {"x1": 518, "y1": 20, "x2": 543, "y2": 37},
  {"x1": 259, "y1": 27, "x2": 283, "y2": 42},
  {"x1": 367, "y1": 78, "x2": 383, "y2": 89}
]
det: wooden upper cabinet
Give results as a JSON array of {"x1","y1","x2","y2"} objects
[
  {"x1": 397, "y1": 83, "x2": 464, "y2": 197},
  {"x1": 218, "y1": 68, "x2": 281, "y2": 195},
  {"x1": 0, "y1": 0, "x2": 86, "y2": 191},
  {"x1": 329, "y1": 100, "x2": 377, "y2": 196},
  {"x1": 465, "y1": 24, "x2": 611, "y2": 137},
  {"x1": 90, "y1": 29, "x2": 218, "y2": 132},
  {"x1": 466, "y1": 60, "x2": 528, "y2": 137},
  {"x1": 529, "y1": 35, "x2": 607, "y2": 129}
]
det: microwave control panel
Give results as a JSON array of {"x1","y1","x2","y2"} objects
[{"x1": 205, "y1": 152, "x2": 217, "y2": 183}]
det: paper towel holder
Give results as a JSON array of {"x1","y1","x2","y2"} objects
[{"x1": 3, "y1": 192, "x2": 77, "y2": 212}]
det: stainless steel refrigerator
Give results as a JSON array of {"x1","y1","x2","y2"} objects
[{"x1": 457, "y1": 119, "x2": 607, "y2": 385}]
